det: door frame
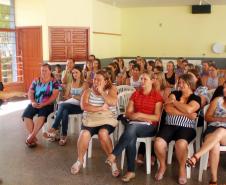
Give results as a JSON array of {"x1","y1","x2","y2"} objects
[{"x1": 16, "y1": 26, "x2": 43, "y2": 91}]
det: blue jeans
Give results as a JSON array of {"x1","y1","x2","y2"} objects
[
  {"x1": 52, "y1": 103, "x2": 83, "y2": 136},
  {"x1": 112, "y1": 123, "x2": 157, "y2": 172}
]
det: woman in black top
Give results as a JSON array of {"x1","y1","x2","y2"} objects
[
  {"x1": 154, "y1": 73, "x2": 201, "y2": 185},
  {"x1": 165, "y1": 61, "x2": 176, "y2": 88}
]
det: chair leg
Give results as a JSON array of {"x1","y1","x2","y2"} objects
[
  {"x1": 196, "y1": 127, "x2": 202, "y2": 151},
  {"x1": 121, "y1": 149, "x2": 125, "y2": 170},
  {"x1": 110, "y1": 134, "x2": 114, "y2": 149},
  {"x1": 145, "y1": 140, "x2": 151, "y2": 174},
  {"x1": 167, "y1": 141, "x2": 175, "y2": 165},
  {"x1": 203, "y1": 152, "x2": 209, "y2": 170},
  {"x1": 198, "y1": 152, "x2": 209, "y2": 181},
  {"x1": 77, "y1": 114, "x2": 82, "y2": 132},
  {"x1": 186, "y1": 143, "x2": 194, "y2": 179},
  {"x1": 117, "y1": 121, "x2": 124, "y2": 141},
  {"x1": 70, "y1": 117, "x2": 75, "y2": 134}
]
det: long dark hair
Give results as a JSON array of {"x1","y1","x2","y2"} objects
[
  {"x1": 72, "y1": 65, "x2": 84, "y2": 86},
  {"x1": 188, "y1": 69, "x2": 203, "y2": 89}
]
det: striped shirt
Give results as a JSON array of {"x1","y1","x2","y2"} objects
[
  {"x1": 165, "y1": 91, "x2": 201, "y2": 128},
  {"x1": 84, "y1": 89, "x2": 117, "y2": 117}
]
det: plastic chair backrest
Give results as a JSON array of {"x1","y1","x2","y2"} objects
[
  {"x1": 117, "y1": 91, "x2": 134, "y2": 114},
  {"x1": 203, "y1": 104, "x2": 210, "y2": 131},
  {"x1": 117, "y1": 85, "x2": 135, "y2": 94}
]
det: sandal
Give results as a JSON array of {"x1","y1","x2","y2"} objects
[
  {"x1": 71, "y1": 160, "x2": 83, "y2": 175},
  {"x1": 43, "y1": 129, "x2": 59, "y2": 141},
  {"x1": 25, "y1": 138, "x2": 37, "y2": 148},
  {"x1": 105, "y1": 158, "x2": 120, "y2": 177},
  {"x1": 121, "y1": 172, "x2": 135, "y2": 182},
  {"x1": 59, "y1": 136, "x2": 67, "y2": 146},
  {"x1": 186, "y1": 155, "x2": 199, "y2": 168}
]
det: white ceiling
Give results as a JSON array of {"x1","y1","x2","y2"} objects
[{"x1": 97, "y1": 0, "x2": 226, "y2": 7}]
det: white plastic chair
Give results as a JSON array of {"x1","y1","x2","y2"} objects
[
  {"x1": 68, "y1": 113, "x2": 83, "y2": 134},
  {"x1": 167, "y1": 116, "x2": 199, "y2": 179},
  {"x1": 195, "y1": 126, "x2": 203, "y2": 151},
  {"x1": 117, "y1": 90, "x2": 134, "y2": 113},
  {"x1": 42, "y1": 113, "x2": 82, "y2": 135},
  {"x1": 198, "y1": 105, "x2": 226, "y2": 181},
  {"x1": 116, "y1": 85, "x2": 135, "y2": 94},
  {"x1": 82, "y1": 133, "x2": 114, "y2": 168},
  {"x1": 116, "y1": 91, "x2": 134, "y2": 141},
  {"x1": 167, "y1": 140, "x2": 195, "y2": 179},
  {"x1": 120, "y1": 113, "x2": 162, "y2": 175},
  {"x1": 120, "y1": 136, "x2": 155, "y2": 174},
  {"x1": 41, "y1": 112, "x2": 55, "y2": 133}
]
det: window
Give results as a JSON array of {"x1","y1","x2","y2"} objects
[
  {"x1": 49, "y1": 27, "x2": 89, "y2": 62},
  {"x1": 0, "y1": 0, "x2": 21, "y2": 83},
  {"x1": 0, "y1": 0, "x2": 15, "y2": 29}
]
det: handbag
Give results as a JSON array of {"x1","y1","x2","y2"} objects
[{"x1": 82, "y1": 110, "x2": 118, "y2": 127}]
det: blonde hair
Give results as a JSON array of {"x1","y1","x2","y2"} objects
[{"x1": 154, "y1": 72, "x2": 167, "y2": 90}]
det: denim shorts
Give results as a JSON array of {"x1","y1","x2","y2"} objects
[{"x1": 22, "y1": 103, "x2": 54, "y2": 121}]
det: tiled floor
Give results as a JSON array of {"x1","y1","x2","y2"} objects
[{"x1": 0, "y1": 100, "x2": 226, "y2": 185}]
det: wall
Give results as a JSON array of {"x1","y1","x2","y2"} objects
[
  {"x1": 15, "y1": 0, "x2": 121, "y2": 60},
  {"x1": 121, "y1": 6, "x2": 226, "y2": 58},
  {"x1": 92, "y1": 0, "x2": 121, "y2": 58},
  {"x1": 15, "y1": 0, "x2": 92, "y2": 60},
  {"x1": 14, "y1": 1, "x2": 226, "y2": 62}
]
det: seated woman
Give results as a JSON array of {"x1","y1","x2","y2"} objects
[
  {"x1": 188, "y1": 69, "x2": 209, "y2": 127},
  {"x1": 61, "y1": 59, "x2": 74, "y2": 99},
  {"x1": 202, "y1": 64, "x2": 219, "y2": 90},
  {"x1": 22, "y1": 63, "x2": 59, "y2": 147},
  {"x1": 43, "y1": 66, "x2": 88, "y2": 145},
  {"x1": 126, "y1": 64, "x2": 141, "y2": 90},
  {"x1": 147, "y1": 60, "x2": 155, "y2": 77},
  {"x1": 154, "y1": 73, "x2": 201, "y2": 185},
  {"x1": 165, "y1": 61, "x2": 176, "y2": 89},
  {"x1": 71, "y1": 70, "x2": 118, "y2": 175},
  {"x1": 106, "y1": 71, "x2": 163, "y2": 182},
  {"x1": 186, "y1": 81, "x2": 226, "y2": 185},
  {"x1": 137, "y1": 71, "x2": 171, "y2": 165}
]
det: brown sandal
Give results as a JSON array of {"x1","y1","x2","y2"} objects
[
  {"x1": 25, "y1": 139, "x2": 37, "y2": 148},
  {"x1": 186, "y1": 155, "x2": 199, "y2": 168}
]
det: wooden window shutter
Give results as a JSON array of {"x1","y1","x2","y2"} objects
[{"x1": 49, "y1": 27, "x2": 89, "y2": 62}]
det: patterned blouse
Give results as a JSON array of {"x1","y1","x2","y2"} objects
[
  {"x1": 209, "y1": 97, "x2": 226, "y2": 128},
  {"x1": 30, "y1": 78, "x2": 60, "y2": 103}
]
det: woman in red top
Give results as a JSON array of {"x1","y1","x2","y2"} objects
[{"x1": 106, "y1": 71, "x2": 163, "y2": 182}]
